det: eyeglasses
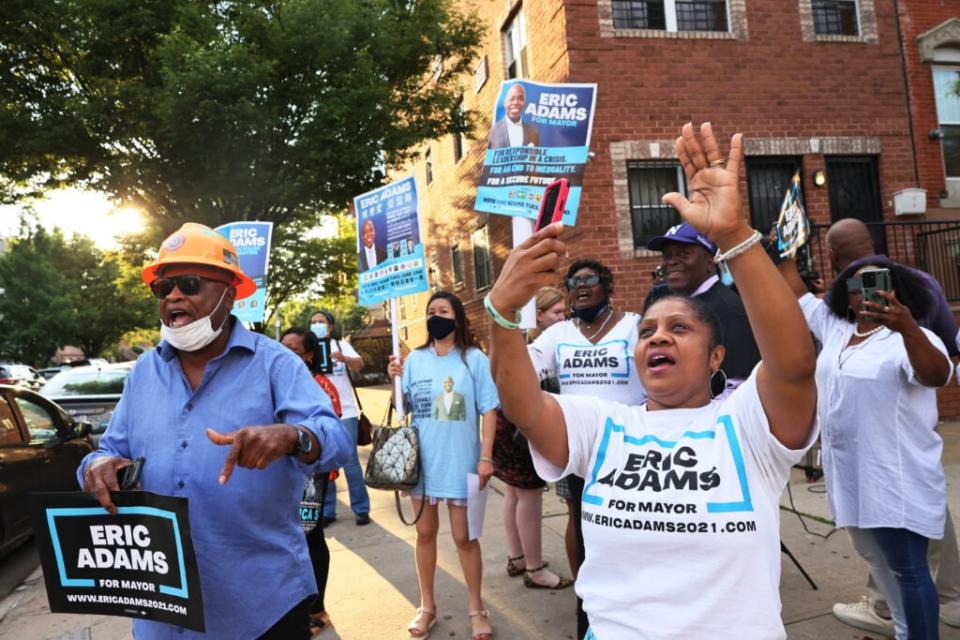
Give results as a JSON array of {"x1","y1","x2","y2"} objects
[
  {"x1": 566, "y1": 275, "x2": 600, "y2": 290},
  {"x1": 150, "y1": 275, "x2": 229, "y2": 299}
]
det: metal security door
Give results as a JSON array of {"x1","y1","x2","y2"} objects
[{"x1": 826, "y1": 156, "x2": 886, "y2": 255}]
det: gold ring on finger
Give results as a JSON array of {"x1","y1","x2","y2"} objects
[{"x1": 709, "y1": 159, "x2": 725, "y2": 168}]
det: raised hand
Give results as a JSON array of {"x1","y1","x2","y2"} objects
[
  {"x1": 488, "y1": 222, "x2": 565, "y2": 316},
  {"x1": 662, "y1": 122, "x2": 748, "y2": 248}
]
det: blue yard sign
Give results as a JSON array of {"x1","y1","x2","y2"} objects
[
  {"x1": 475, "y1": 80, "x2": 598, "y2": 226},
  {"x1": 354, "y1": 176, "x2": 429, "y2": 306},
  {"x1": 215, "y1": 221, "x2": 273, "y2": 323}
]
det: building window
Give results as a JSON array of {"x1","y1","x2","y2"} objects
[
  {"x1": 451, "y1": 243, "x2": 465, "y2": 287},
  {"x1": 503, "y1": 9, "x2": 528, "y2": 79},
  {"x1": 425, "y1": 148, "x2": 433, "y2": 184},
  {"x1": 627, "y1": 161, "x2": 684, "y2": 249},
  {"x1": 934, "y1": 67, "x2": 960, "y2": 181},
  {"x1": 453, "y1": 101, "x2": 467, "y2": 163},
  {"x1": 399, "y1": 296, "x2": 407, "y2": 321},
  {"x1": 612, "y1": 0, "x2": 728, "y2": 32},
  {"x1": 471, "y1": 227, "x2": 493, "y2": 290},
  {"x1": 811, "y1": 0, "x2": 858, "y2": 36},
  {"x1": 745, "y1": 157, "x2": 802, "y2": 235}
]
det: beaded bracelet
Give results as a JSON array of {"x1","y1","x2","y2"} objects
[
  {"x1": 713, "y1": 229, "x2": 763, "y2": 265},
  {"x1": 478, "y1": 456, "x2": 494, "y2": 464},
  {"x1": 484, "y1": 293, "x2": 521, "y2": 330}
]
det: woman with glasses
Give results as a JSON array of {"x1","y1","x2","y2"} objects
[
  {"x1": 780, "y1": 255, "x2": 951, "y2": 640},
  {"x1": 526, "y1": 260, "x2": 645, "y2": 638},
  {"x1": 485, "y1": 123, "x2": 818, "y2": 639}
]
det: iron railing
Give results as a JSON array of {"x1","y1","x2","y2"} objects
[{"x1": 807, "y1": 220, "x2": 960, "y2": 302}]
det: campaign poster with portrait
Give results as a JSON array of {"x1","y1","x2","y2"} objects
[
  {"x1": 215, "y1": 221, "x2": 273, "y2": 324},
  {"x1": 354, "y1": 176, "x2": 429, "y2": 306},
  {"x1": 474, "y1": 80, "x2": 597, "y2": 226},
  {"x1": 31, "y1": 491, "x2": 205, "y2": 631}
]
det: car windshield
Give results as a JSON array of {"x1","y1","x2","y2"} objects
[{"x1": 41, "y1": 370, "x2": 128, "y2": 396}]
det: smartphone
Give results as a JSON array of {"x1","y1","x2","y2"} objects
[
  {"x1": 535, "y1": 178, "x2": 569, "y2": 231},
  {"x1": 117, "y1": 457, "x2": 145, "y2": 490},
  {"x1": 860, "y1": 268, "x2": 891, "y2": 306}
]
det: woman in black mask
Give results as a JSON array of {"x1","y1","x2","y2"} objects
[
  {"x1": 387, "y1": 291, "x2": 500, "y2": 640},
  {"x1": 527, "y1": 258, "x2": 644, "y2": 639}
]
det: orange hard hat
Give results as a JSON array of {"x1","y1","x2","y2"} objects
[{"x1": 141, "y1": 223, "x2": 257, "y2": 299}]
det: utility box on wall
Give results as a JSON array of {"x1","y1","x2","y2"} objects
[{"x1": 893, "y1": 188, "x2": 927, "y2": 215}]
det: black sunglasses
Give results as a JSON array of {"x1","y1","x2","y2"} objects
[
  {"x1": 150, "y1": 275, "x2": 230, "y2": 299},
  {"x1": 566, "y1": 274, "x2": 601, "y2": 290}
]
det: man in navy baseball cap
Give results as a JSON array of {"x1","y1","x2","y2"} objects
[
  {"x1": 646, "y1": 222, "x2": 760, "y2": 396},
  {"x1": 646, "y1": 223, "x2": 718, "y2": 294}
]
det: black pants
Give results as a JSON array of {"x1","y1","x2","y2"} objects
[
  {"x1": 568, "y1": 474, "x2": 589, "y2": 640},
  {"x1": 257, "y1": 596, "x2": 312, "y2": 640},
  {"x1": 306, "y1": 475, "x2": 331, "y2": 613}
]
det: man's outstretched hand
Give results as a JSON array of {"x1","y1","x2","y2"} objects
[{"x1": 206, "y1": 425, "x2": 299, "y2": 485}]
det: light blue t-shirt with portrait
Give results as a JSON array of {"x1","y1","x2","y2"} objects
[{"x1": 402, "y1": 346, "x2": 500, "y2": 498}]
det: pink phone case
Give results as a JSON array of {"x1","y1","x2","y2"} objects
[{"x1": 535, "y1": 178, "x2": 570, "y2": 231}]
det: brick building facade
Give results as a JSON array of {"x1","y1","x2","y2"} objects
[{"x1": 388, "y1": 0, "x2": 960, "y2": 414}]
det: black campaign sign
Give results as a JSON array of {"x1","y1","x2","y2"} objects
[{"x1": 31, "y1": 491, "x2": 204, "y2": 631}]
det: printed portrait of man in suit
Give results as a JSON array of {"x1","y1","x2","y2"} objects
[
  {"x1": 357, "y1": 219, "x2": 387, "y2": 272},
  {"x1": 432, "y1": 376, "x2": 466, "y2": 421},
  {"x1": 487, "y1": 83, "x2": 540, "y2": 150}
]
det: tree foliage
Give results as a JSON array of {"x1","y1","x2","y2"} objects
[
  {"x1": 0, "y1": 0, "x2": 482, "y2": 238},
  {"x1": 0, "y1": 226, "x2": 155, "y2": 365}
]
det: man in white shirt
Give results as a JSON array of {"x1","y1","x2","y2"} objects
[
  {"x1": 487, "y1": 83, "x2": 541, "y2": 149},
  {"x1": 357, "y1": 219, "x2": 387, "y2": 272}
]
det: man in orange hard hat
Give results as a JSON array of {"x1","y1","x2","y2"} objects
[{"x1": 78, "y1": 222, "x2": 351, "y2": 639}]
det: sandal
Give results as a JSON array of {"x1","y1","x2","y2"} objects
[
  {"x1": 309, "y1": 612, "x2": 332, "y2": 637},
  {"x1": 468, "y1": 609, "x2": 493, "y2": 640},
  {"x1": 506, "y1": 554, "x2": 525, "y2": 577},
  {"x1": 523, "y1": 564, "x2": 574, "y2": 590},
  {"x1": 406, "y1": 606, "x2": 436, "y2": 639}
]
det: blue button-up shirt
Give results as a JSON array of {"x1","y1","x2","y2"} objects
[{"x1": 76, "y1": 320, "x2": 350, "y2": 639}]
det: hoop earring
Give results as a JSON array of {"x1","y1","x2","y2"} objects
[{"x1": 709, "y1": 369, "x2": 728, "y2": 400}]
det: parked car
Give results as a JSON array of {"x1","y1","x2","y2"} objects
[
  {"x1": 0, "y1": 363, "x2": 45, "y2": 392},
  {"x1": 38, "y1": 358, "x2": 110, "y2": 381},
  {"x1": 40, "y1": 363, "x2": 132, "y2": 447},
  {"x1": 0, "y1": 385, "x2": 94, "y2": 558}
]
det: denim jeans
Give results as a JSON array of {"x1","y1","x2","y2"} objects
[
  {"x1": 323, "y1": 417, "x2": 370, "y2": 518},
  {"x1": 847, "y1": 526, "x2": 939, "y2": 640}
]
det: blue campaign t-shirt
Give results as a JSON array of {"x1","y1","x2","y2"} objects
[{"x1": 402, "y1": 346, "x2": 500, "y2": 498}]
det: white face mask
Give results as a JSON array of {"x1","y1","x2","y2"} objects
[
  {"x1": 159, "y1": 288, "x2": 229, "y2": 352},
  {"x1": 310, "y1": 323, "x2": 329, "y2": 339}
]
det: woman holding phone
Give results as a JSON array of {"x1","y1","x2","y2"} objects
[
  {"x1": 387, "y1": 291, "x2": 499, "y2": 640},
  {"x1": 485, "y1": 123, "x2": 818, "y2": 639},
  {"x1": 780, "y1": 255, "x2": 951, "y2": 639}
]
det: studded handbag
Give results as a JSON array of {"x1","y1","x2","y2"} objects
[{"x1": 363, "y1": 403, "x2": 425, "y2": 524}]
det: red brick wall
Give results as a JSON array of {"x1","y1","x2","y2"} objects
[{"x1": 403, "y1": 0, "x2": 960, "y2": 415}]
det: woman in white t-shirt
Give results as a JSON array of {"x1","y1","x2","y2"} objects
[
  {"x1": 781, "y1": 256, "x2": 952, "y2": 640},
  {"x1": 484, "y1": 123, "x2": 818, "y2": 639},
  {"x1": 309, "y1": 310, "x2": 372, "y2": 525}
]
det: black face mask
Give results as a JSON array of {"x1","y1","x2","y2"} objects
[
  {"x1": 571, "y1": 300, "x2": 609, "y2": 322},
  {"x1": 427, "y1": 315, "x2": 456, "y2": 341}
]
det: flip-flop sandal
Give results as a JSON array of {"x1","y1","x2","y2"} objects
[{"x1": 407, "y1": 606, "x2": 437, "y2": 639}]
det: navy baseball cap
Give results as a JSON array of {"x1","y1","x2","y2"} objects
[{"x1": 646, "y1": 223, "x2": 718, "y2": 253}]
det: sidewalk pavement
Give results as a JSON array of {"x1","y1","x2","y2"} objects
[{"x1": 4, "y1": 385, "x2": 960, "y2": 639}]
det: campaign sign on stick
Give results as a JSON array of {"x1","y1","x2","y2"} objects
[
  {"x1": 31, "y1": 491, "x2": 204, "y2": 631},
  {"x1": 474, "y1": 80, "x2": 597, "y2": 226},
  {"x1": 354, "y1": 176, "x2": 429, "y2": 306},
  {"x1": 215, "y1": 221, "x2": 274, "y2": 323}
]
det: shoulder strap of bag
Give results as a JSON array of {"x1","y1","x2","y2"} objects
[
  {"x1": 337, "y1": 339, "x2": 364, "y2": 411},
  {"x1": 395, "y1": 490, "x2": 426, "y2": 526}
]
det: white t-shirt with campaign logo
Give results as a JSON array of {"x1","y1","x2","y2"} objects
[
  {"x1": 531, "y1": 370, "x2": 815, "y2": 640},
  {"x1": 528, "y1": 313, "x2": 646, "y2": 404}
]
